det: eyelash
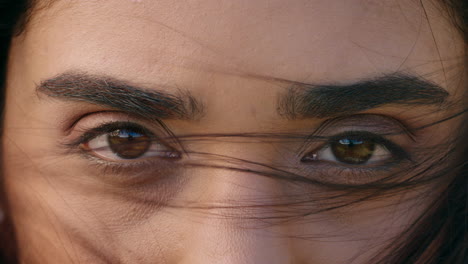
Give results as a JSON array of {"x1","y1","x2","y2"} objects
[{"x1": 67, "y1": 120, "x2": 413, "y2": 182}]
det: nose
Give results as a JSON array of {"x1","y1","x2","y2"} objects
[
  {"x1": 181, "y1": 221, "x2": 293, "y2": 264},
  {"x1": 178, "y1": 170, "x2": 295, "y2": 264}
]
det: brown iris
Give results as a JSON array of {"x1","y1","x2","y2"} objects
[
  {"x1": 331, "y1": 138, "x2": 376, "y2": 165},
  {"x1": 108, "y1": 129, "x2": 151, "y2": 159}
]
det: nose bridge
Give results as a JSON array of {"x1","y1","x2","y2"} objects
[
  {"x1": 190, "y1": 138, "x2": 285, "y2": 198},
  {"x1": 178, "y1": 143, "x2": 295, "y2": 263},
  {"x1": 195, "y1": 139, "x2": 290, "y2": 212},
  {"x1": 181, "y1": 209, "x2": 293, "y2": 264}
]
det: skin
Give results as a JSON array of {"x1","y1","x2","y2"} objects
[{"x1": 2, "y1": 0, "x2": 466, "y2": 263}]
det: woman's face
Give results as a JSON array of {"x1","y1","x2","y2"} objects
[{"x1": 2, "y1": 0, "x2": 465, "y2": 263}]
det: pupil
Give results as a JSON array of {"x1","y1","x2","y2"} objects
[
  {"x1": 331, "y1": 138, "x2": 375, "y2": 165},
  {"x1": 108, "y1": 129, "x2": 151, "y2": 159}
]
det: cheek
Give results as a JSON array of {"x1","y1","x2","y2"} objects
[
  {"x1": 2, "y1": 158, "x2": 181, "y2": 263},
  {"x1": 2, "y1": 155, "x2": 425, "y2": 264}
]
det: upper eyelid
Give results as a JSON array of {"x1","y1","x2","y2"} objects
[
  {"x1": 66, "y1": 121, "x2": 170, "y2": 150},
  {"x1": 64, "y1": 110, "x2": 125, "y2": 133},
  {"x1": 312, "y1": 114, "x2": 416, "y2": 139},
  {"x1": 64, "y1": 110, "x2": 169, "y2": 136},
  {"x1": 62, "y1": 109, "x2": 179, "y2": 142}
]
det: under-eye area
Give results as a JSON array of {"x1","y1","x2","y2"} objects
[{"x1": 59, "y1": 103, "x2": 430, "y2": 189}]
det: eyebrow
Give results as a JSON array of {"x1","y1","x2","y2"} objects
[
  {"x1": 38, "y1": 72, "x2": 449, "y2": 122},
  {"x1": 277, "y1": 74, "x2": 449, "y2": 119},
  {"x1": 37, "y1": 72, "x2": 204, "y2": 120}
]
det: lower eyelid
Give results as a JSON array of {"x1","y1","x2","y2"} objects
[{"x1": 299, "y1": 158, "x2": 411, "y2": 185}]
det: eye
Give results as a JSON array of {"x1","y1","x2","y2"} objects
[
  {"x1": 301, "y1": 132, "x2": 406, "y2": 166},
  {"x1": 80, "y1": 122, "x2": 180, "y2": 161},
  {"x1": 317, "y1": 137, "x2": 389, "y2": 165}
]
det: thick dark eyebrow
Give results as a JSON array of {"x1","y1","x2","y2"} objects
[
  {"x1": 37, "y1": 72, "x2": 204, "y2": 120},
  {"x1": 277, "y1": 74, "x2": 449, "y2": 119}
]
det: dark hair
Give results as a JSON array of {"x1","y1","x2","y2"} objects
[
  {"x1": 0, "y1": 1, "x2": 467, "y2": 263},
  {"x1": 0, "y1": 1, "x2": 34, "y2": 263}
]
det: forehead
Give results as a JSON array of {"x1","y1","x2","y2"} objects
[{"x1": 16, "y1": 0, "x2": 465, "y2": 89}]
